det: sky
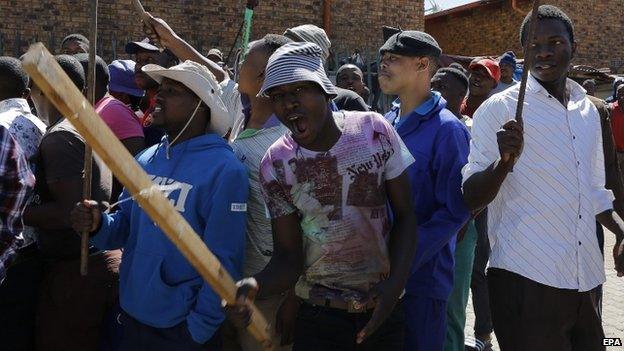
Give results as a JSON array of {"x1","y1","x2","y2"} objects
[{"x1": 430, "y1": 0, "x2": 478, "y2": 11}]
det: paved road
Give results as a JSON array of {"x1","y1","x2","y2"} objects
[{"x1": 464, "y1": 227, "x2": 624, "y2": 350}]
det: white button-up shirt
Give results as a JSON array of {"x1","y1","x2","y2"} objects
[
  {"x1": 462, "y1": 74, "x2": 614, "y2": 292},
  {"x1": 0, "y1": 98, "x2": 46, "y2": 160}
]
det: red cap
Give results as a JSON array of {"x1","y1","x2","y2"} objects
[{"x1": 469, "y1": 59, "x2": 501, "y2": 83}]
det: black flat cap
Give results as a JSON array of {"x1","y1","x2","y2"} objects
[
  {"x1": 125, "y1": 38, "x2": 160, "y2": 54},
  {"x1": 379, "y1": 30, "x2": 442, "y2": 58}
]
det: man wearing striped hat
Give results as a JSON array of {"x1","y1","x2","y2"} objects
[
  {"x1": 230, "y1": 42, "x2": 418, "y2": 350},
  {"x1": 284, "y1": 24, "x2": 370, "y2": 112}
]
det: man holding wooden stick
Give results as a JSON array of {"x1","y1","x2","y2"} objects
[
  {"x1": 71, "y1": 60, "x2": 247, "y2": 350},
  {"x1": 462, "y1": 5, "x2": 624, "y2": 350},
  {"x1": 22, "y1": 54, "x2": 117, "y2": 351}
]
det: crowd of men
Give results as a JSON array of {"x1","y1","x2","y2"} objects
[{"x1": 1, "y1": 4, "x2": 624, "y2": 351}]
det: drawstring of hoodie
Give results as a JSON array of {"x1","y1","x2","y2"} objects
[
  {"x1": 117, "y1": 99, "x2": 204, "y2": 212},
  {"x1": 104, "y1": 185, "x2": 162, "y2": 213},
  {"x1": 108, "y1": 129, "x2": 193, "y2": 212},
  {"x1": 166, "y1": 99, "x2": 203, "y2": 159}
]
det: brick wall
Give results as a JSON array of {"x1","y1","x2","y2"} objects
[
  {"x1": 425, "y1": 0, "x2": 624, "y2": 72},
  {"x1": 0, "y1": 0, "x2": 424, "y2": 65}
]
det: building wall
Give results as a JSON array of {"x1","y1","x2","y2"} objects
[
  {"x1": 425, "y1": 0, "x2": 624, "y2": 72},
  {"x1": 0, "y1": 0, "x2": 424, "y2": 65}
]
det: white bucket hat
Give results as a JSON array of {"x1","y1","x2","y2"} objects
[{"x1": 142, "y1": 60, "x2": 237, "y2": 136}]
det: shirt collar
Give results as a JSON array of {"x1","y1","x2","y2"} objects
[
  {"x1": 390, "y1": 91, "x2": 442, "y2": 131},
  {"x1": 0, "y1": 98, "x2": 32, "y2": 114},
  {"x1": 392, "y1": 91, "x2": 441, "y2": 117},
  {"x1": 262, "y1": 114, "x2": 281, "y2": 129},
  {"x1": 416, "y1": 91, "x2": 441, "y2": 115},
  {"x1": 526, "y1": 73, "x2": 587, "y2": 103}
]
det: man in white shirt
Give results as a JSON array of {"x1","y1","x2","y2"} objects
[{"x1": 462, "y1": 6, "x2": 624, "y2": 351}]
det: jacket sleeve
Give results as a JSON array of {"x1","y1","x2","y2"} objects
[
  {"x1": 186, "y1": 165, "x2": 248, "y2": 344},
  {"x1": 91, "y1": 189, "x2": 132, "y2": 250},
  {"x1": 411, "y1": 125, "x2": 471, "y2": 271}
]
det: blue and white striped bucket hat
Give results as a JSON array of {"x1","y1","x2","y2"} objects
[{"x1": 257, "y1": 42, "x2": 337, "y2": 98}]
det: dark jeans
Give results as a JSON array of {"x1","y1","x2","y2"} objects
[
  {"x1": 596, "y1": 222, "x2": 605, "y2": 255},
  {"x1": 488, "y1": 268, "x2": 604, "y2": 351},
  {"x1": 293, "y1": 301, "x2": 405, "y2": 351},
  {"x1": 37, "y1": 250, "x2": 120, "y2": 351},
  {"x1": 404, "y1": 295, "x2": 447, "y2": 351},
  {"x1": 596, "y1": 222, "x2": 604, "y2": 318},
  {"x1": 470, "y1": 210, "x2": 492, "y2": 336},
  {"x1": 119, "y1": 311, "x2": 221, "y2": 351},
  {"x1": 0, "y1": 245, "x2": 43, "y2": 351}
]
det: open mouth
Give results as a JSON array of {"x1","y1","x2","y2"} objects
[
  {"x1": 472, "y1": 81, "x2": 481, "y2": 88},
  {"x1": 152, "y1": 104, "x2": 163, "y2": 120},
  {"x1": 535, "y1": 63, "x2": 556, "y2": 71},
  {"x1": 288, "y1": 114, "x2": 308, "y2": 137}
]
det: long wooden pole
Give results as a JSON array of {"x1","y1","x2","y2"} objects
[
  {"x1": 132, "y1": 0, "x2": 165, "y2": 52},
  {"x1": 22, "y1": 43, "x2": 274, "y2": 350},
  {"x1": 131, "y1": 0, "x2": 148, "y2": 20},
  {"x1": 514, "y1": 0, "x2": 541, "y2": 127},
  {"x1": 323, "y1": 0, "x2": 332, "y2": 36},
  {"x1": 81, "y1": 0, "x2": 98, "y2": 276},
  {"x1": 511, "y1": 0, "x2": 541, "y2": 169}
]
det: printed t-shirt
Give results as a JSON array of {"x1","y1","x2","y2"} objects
[{"x1": 259, "y1": 111, "x2": 414, "y2": 300}]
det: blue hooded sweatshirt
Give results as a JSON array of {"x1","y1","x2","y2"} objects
[
  {"x1": 92, "y1": 134, "x2": 248, "y2": 344},
  {"x1": 385, "y1": 92, "x2": 470, "y2": 301}
]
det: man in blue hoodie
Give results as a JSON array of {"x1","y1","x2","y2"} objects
[
  {"x1": 378, "y1": 31, "x2": 471, "y2": 351},
  {"x1": 71, "y1": 60, "x2": 248, "y2": 350}
]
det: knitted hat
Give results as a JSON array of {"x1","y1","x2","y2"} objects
[{"x1": 499, "y1": 51, "x2": 517, "y2": 68}]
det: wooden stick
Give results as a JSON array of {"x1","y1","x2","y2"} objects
[
  {"x1": 81, "y1": 0, "x2": 98, "y2": 276},
  {"x1": 511, "y1": 0, "x2": 541, "y2": 169},
  {"x1": 132, "y1": 0, "x2": 149, "y2": 21},
  {"x1": 22, "y1": 43, "x2": 274, "y2": 350},
  {"x1": 132, "y1": 0, "x2": 164, "y2": 51},
  {"x1": 514, "y1": 0, "x2": 542, "y2": 127}
]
